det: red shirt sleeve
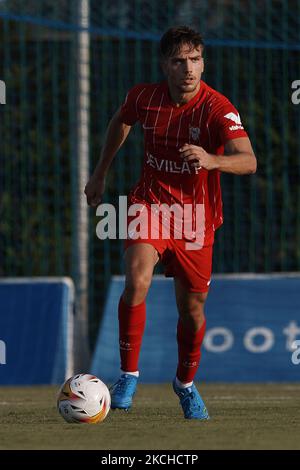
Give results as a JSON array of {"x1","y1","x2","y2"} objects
[
  {"x1": 119, "y1": 84, "x2": 146, "y2": 126},
  {"x1": 213, "y1": 100, "x2": 248, "y2": 145}
]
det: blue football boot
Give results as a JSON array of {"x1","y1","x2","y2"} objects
[
  {"x1": 110, "y1": 374, "x2": 138, "y2": 411},
  {"x1": 173, "y1": 379, "x2": 210, "y2": 420}
]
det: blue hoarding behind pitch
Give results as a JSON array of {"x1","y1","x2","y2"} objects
[
  {"x1": 0, "y1": 278, "x2": 74, "y2": 385},
  {"x1": 91, "y1": 275, "x2": 300, "y2": 383}
]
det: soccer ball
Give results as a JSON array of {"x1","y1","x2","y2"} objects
[{"x1": 57, "y1": 374, "x2": 111, "y2": 424}]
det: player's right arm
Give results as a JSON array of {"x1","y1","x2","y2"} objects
[{"x1": 85, "y1": 108, "x2": 131, "y2": 207}]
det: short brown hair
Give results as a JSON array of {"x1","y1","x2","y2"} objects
[{"x1": 160, "y1": 26, "x2": 205, "y2": 59}]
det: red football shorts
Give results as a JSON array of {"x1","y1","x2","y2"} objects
[{"x1": 124, "y1": 205, "x2": 214, "y2": 293}]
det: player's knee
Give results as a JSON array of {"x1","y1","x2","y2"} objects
[
  {"x1": 180, "y1": 292, "x2": 207, "y2": 314},
  {"x1": 126, "y1": 275, "x2": 151, "y2": 294},
  {"x1": 195, "y1": 292, "x2": 208, "y2": 304},
  {"x1": 123, "y1": 276, "x2": 151, "y2": 304}
]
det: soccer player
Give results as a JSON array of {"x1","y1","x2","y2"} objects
[{"x1": 85, "y1": 26, "x2": 257, "y2": 419}]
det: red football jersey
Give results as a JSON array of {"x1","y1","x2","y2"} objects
[{"x1": 119, "y1": 80, "x2": 248, "y2": 240}]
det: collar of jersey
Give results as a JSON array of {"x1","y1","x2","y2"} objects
[{"x1": 163, "y1": 79, "x2": 207, "y2": 110}]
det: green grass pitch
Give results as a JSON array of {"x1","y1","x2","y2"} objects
[{"x1": 0, "y1": 384, "x2": 300, "y2": 450}]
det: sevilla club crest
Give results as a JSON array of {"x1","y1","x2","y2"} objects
[{"x1": 189, "y1": 126, "x2": 200, "y2": 142}]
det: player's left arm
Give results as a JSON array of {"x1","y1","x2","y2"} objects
[
  {"x1": 179, "y1": 137, "x2": 257, "y2": 175},
  {"x1": 217, "y1": 137, "x2": 257, "y2": 174}
]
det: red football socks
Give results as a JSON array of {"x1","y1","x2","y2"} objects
[
  {"x1": 176, "y1": 318, "x2": 206, "y2": 384},
  {"x1": 118, "y1": 296, "x2": 146, "y2": 372}
]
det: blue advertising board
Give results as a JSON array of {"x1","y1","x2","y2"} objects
[
  {"x1": 0, "y1": 278, "x2": 74, "y2": 385},
  {"x1": 91, "y1": 275, "x2": 300, "y2": 383}
]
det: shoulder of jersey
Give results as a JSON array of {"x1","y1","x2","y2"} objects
[
  {"x1": 202, "y1": 81, "x2": 232, "y2": 114},
  {"x1": 129, "y1": 82, "x2": 164, "y2": 98}
]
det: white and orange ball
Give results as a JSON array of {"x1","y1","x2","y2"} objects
[{"x1": 57, "y1": 374, "x2": 110, "y2": 424}]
